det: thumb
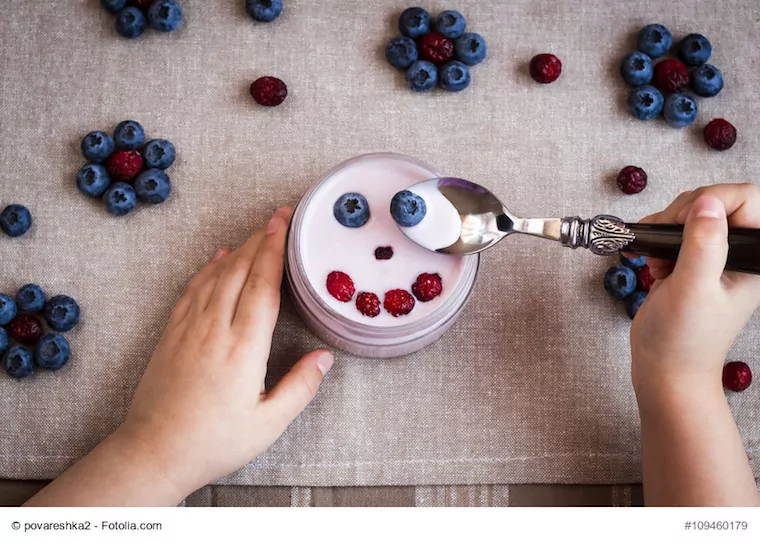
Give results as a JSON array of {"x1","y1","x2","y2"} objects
[
  {"x1": 671, "y1": 194, "x2": 728, "y2": 287},
  {"x1": 259, "y1": 349, "x2": 334, "y2": 434}
]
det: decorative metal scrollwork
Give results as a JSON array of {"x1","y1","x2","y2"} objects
[{"x1": 560, "y1": 215, "x2": 636, "y2": 255}]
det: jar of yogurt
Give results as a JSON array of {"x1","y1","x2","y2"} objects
[{"x1": 285, "y1": 153, "x2": 480, "y2": 358}]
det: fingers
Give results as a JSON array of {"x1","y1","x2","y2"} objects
[
  {"x1": 232, "y1": 208, "x2": 293, "y2": 336},
  {"x1": 167, "y1": 248, "x2": 230, "y2": 327},
  {"x1": 258, "y1": 350, "x2": 333, "y2": 435},
  {"x1": 204, "y1": 228, "x2": 268, "y2": 318},
  {"x1": 671, "y1": 195, "x2": 729, "y2": 288},
  {"x1": 674, "y1": 183, "x2": 760, "y2": 227}
]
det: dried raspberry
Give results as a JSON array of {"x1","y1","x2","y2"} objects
[
  {"x1": 250, "y1": 76, "x2": 288, "y2": 107},
  {"x1": 383, "y1": 289, "x2": 415, "y2": 317},
  {"x1": 326, "y1": 271, "x2": 355, "y2": 302},
  {"x1": 106, "y1": 150, "x2": 143, "y2": 182},
  {"x1": 411, "y1": 273, "x2": 443, "y2": 302},
  {"x1": 374, "y1": 246, "x2": 394, "y2": 260},
  {"x1": 654, "y1": 59, "x2": 690, "y2": 93},
  {"x1": 617, "y1": 165, "x2": 647, "y2": 195},
  {"x1": 128, "y1": 0, "x2": 154, "y2": 9},
  {"x1": 704, "y1": 119, "x2": 737, "y2": 151},
  {"x1": 722, "y1": 361, "x2": 752, "y2": 392},
  {"x1": 8, "y1": 314, "x2": 44, "y2": 344},
  {"x1": 356, "y1": 292, "x2": 381, "y2": 318},
  {"x1": 636, "y1": 265, "x2": 655, "y2": 292},
  {"x1": 418, "y1": 32, "x2": 454, "y2": 65},
  {"x1": 529, "y1": 53, "x2": 562, "y2": 84}
]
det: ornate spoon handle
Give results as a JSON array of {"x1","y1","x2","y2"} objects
[{"x1": 559, "y1": 215, "x2": 760, "y2": 275}]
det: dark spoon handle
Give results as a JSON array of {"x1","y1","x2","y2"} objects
[{"x1": 623, "y1": 223, "x2": 760, "y2": 275}]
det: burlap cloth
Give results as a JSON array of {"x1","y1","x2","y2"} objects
[{"x1": 1, "y1": 0, "x2": 758, "y2": 486}]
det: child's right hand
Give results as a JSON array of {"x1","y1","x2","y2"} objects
[{"x1": 629, "y1": 183, "x2": 760, "y2": 401}]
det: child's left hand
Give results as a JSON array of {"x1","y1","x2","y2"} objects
[
  {"x1": 25, "y1": 207, "x2": 334, "y2": 506},
  {"x1": 121, "y1": 206, "x2": 334, "y2": 498}
]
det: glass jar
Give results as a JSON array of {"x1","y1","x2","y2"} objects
[{"x1": 285, "y1": 153, "x2": 480, "y2": 358}]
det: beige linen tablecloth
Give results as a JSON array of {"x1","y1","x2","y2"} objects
[{"x1": 1, "y1": 0, "x2": 759, "y2": 487}]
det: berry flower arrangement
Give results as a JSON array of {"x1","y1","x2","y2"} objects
[
  {"x1": 100, "y1": 0, "x2": 183, "y2": 39},
  {"x1": 0, "y1": 286, "x2": 80, "y2": 379},
  {"x1": 385, "y1": 7, "x2": 487, "y2": 93},
  {"x1": 77, "y1": 120, "x2": 176, "y2": 217},
  {"x1": 620, "y1": 24, "x2": 736, "y2": 151}
]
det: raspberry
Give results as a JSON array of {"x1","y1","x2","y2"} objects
[
  {"x1": 374, "y1": 246, "x2": 394, "y2": 260},
  {"x1": 250, "y1": 76, "x2": 288, "y2": 107},
  {"x1": 106, "y1": 150, "x2": 143, "y2": 182},
  {"x1": 654, "y1": 59, "x2": 690, "y2": 93},
  {"x1": 326, "y1": 271, "x2": 355, "y2": 302},
  {"x1": 8, "y1": 314, "x2": 44, "y2": 344},
  {"x1": 529, "y1": 53, "x2": 562, "y2": 84},
  {"x1": 704, "y1": 119, "x2": 737, "y2": 151},
  {"x1": 636, "y1": 265, "x2": 655, "y2": 292},
  {"x1": 411, "y1": 273, "x2": 443, "y2": 302},
  {"x1": 617, "y1": 165, "x2": 647, "y2": 195},
  {"x1": 128, "y1": 0, "x2": 154, "y2": 10},
  {"x1": 418, "y1": 32, "x2": 454, "y2": 65},
  {"x1": 356, "y1": 292, "x2": 381, "y2": 318},
  {"x1": 383, "y1": 289, "x2": 415, "y2": 317},
  {"x1": 722, "y1": 361, "x2": 752, "y2": 392}
]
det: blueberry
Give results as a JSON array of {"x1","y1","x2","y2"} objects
[
  {"x1": 134, "y1": 169, "x2": 171, "y2": 204},
  {"x1": 691, "y1": 64, "x2": 723, "y2": 97},
  {"x1": 663, "y1": 93, "x2": 698, "y2": 128},
  {"x1": 678, "y1": 33, "x2": 711, "y2": 66},
  {"x1": 619, "y1": 253, "x2": 646, "y2": 270},
  {"x1": 81, "y1": 131, "x2": 115, "y2": 163},
  {"x1": 44, "y1": 295, "x2": 80, "y2": 333},
  {"x1": 15, "y1": 284, "x2": 46, "y2": 314},
  {"x1": 0, "y1": 328, "x2": 8, "y2": 359},
  {"x1": 406, "y1": 60, "x2": 437, "y2": 92},
  {"x1": 114, "y1": 120, "x2": 145, "y2": 150},
  {"x1": 142, "y1": 139, "x2": 176, "y2": 169},
  {"x1": 0, "y1": 293, "x2": 17, "y2": 326},
  {"x1": 454, "y1": 33, "x2": 487, "y2": 66},
  {"x1": 626, "y1": 291, "x2": 648, "y2": 319},
  {"x1": 101, "y1": 0, "x2": 127, "y2": 14},
  {"x1": 439, "y1": 61, "x2": 471, "y2": 92},
  {"x1": 103, "y1": 182, "x2": 137, "y2": 216},
  {"x1": 399, "y1": 7, "x2": 431, "y2": 39},
  {"x1": 604, "y1": 265, "x2": 637, "y2": 301},
  {"x1": 435, "y1": 10, "x2": 466, "y2": 39},
  {"x1": 385, "y1": 36, "x2": 419, "y2": 70},
  {"x1": 0, "y1": 204, "x2": 32, "y2": 237},
  {"x1": 637, "y1": 24, "x2": 672, "y2": 59},
  {"x1": 3, "y1": 346, "x2": 34, "y2": 379},
  {"x1": 627, "y1": 85, "x2": 664, "y2": 121},
  {"x1": 76, "y1": 164, "x2": 111, "y2": 198},
  {"x1": 245, "y1": 0, "x2": 283, "y2": 23},
  {"x1": 116, "y1": 7, "x2": 147, "y2": 38},
  {"x1": 620, "y1": 52, "x2": 653, "y2": 86},
  {"x1": 390, "y1": 190, "x2": 427, "y2": 227},
  {"x1": 35, "y1": 334, "x2": 71, "y2": 371},
  {"x1": 333, "y1": 193, "x2": 370, "y2": 228}
]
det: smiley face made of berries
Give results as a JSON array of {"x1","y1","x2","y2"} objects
[{"x1": 325, "y1": 190, "x2": 444, "y2": 319}]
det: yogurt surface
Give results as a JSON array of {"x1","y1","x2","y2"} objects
[{"x1": 299, "y1": 155, "x2": 466, "y2": 327}]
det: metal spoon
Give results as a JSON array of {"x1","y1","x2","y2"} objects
[{"x1": 397, "y1": 177, "x2": 760, "y2": 275}]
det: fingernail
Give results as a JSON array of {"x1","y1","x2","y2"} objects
[
  {"x1": 316, "y1": 351, "x2": 334, "y2": 376},
  {"x1": 267, "y1": 214, "x2": 281, "y2": 234},
  {"x1": 212, "y1": 248, "x2": 226, "y2": 261},
  {"x1": 691, "y1": 195, "x2": 725, "y2": 220}
]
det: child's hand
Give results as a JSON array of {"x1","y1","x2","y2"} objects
[
  {"x1": 630, "y1": 184, "x2": 760, "y2": 397},
  {"x1": 119, "y1": 207, "x2": 333, "y2": 499}
]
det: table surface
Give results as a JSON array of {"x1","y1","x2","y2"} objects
[{"x1": 1, "y1": 0, "x2": 759, "y2": 489}]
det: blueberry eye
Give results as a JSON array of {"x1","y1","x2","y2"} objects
[{"x1": 333, "y1": 193, "x2": 370, "y2": 228}]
